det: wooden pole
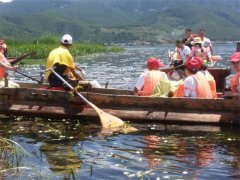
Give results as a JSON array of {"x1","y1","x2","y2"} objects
[{"x1": 237, "y1": 42, "x2": 240, "y2": 52}]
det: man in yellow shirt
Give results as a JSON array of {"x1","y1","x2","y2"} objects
[{"x1": 46, "y1": 34, "x2": 84, "y2": 89}]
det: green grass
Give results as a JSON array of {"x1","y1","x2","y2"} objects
[{"x1": 6, "y1": 36, "x2": 123, "y2": 63}]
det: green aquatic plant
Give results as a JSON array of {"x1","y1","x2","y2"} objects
[{"x1": 6, "y1": 37, "x2": 123, "y2": 63}]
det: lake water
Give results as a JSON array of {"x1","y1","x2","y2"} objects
[{"x1": 1, "y1": 43, "x2": 240, "y2": 179}]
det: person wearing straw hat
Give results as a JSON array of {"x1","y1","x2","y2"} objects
[
  {"x1": 189, "y1": 37, "x2": 210, "y2": 66},
  {"x1": 229, "y1": 52, "x2": 240, "y2": 93},
  {"x1": 134, "y1": 57, "x2": 168, "y2": 96},
  {"x1": 46, "y1": 34, "x2": 84, "y2": 90}
]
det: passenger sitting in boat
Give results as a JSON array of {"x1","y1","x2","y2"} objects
[
  {"x1": 202, "y1": 40, "x2": 214, "y2": 66},
  {"x1": 0, "y1": 53, "x2": 19, "y2": 88},
  {"x1": 174, "y1": 57, "x2": 213, "y2": 98},
  {"x1": 46, "y1": 34, "x2": 84, "y2": 90},
  {"x1": 199, "y1": 29, "x2": 213, "y2": 54},
  {"x1": 182, "y1": 29, "x2": 194, "y2": 49},
  {"x1": 229, "y1": 52, "x2": 240, "y2": 93},
  {"x1": 176, "y1": 40, "x2": 191, "y2": 63},
  {"x1": 0, "y1": 39, "x2": 8, "y2": 58},
  {"x1": 189, "y1": 37, "x2": 210, "y2": 65},
  {"x1": 134, "y1": 57, "x2": 168, "y2": 96},
  {"x1": 200, "y1": 64, "x2": 217, "y2": 98}
]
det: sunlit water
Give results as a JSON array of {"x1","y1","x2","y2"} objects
[{"x1": 1, "y1": 43, "x2": 239, "y2": 179}]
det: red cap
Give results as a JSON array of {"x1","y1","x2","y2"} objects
[
  {"x1": 185, "y1": 57, "x2": 203, "y2": 70},
  {"x1": 229, "y1": 52, "x2": 240, "y2": 62},
  {"x1": 147, "y1": 57, "x2": 165, "y2": 70},
  {"x1": 0, "y1": 39, "x2": 4, "y2": 45}
]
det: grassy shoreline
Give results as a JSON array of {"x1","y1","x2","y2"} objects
[{"x1": 6, "y1": 36, "x2": 124, "y2": 63}]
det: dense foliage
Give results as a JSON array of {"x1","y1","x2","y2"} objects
[{"x1": 0, "y1": 0, "x2": 240, "y2": 42}]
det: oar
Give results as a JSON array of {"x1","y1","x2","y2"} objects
[
  {"x1": 49, "y1": 68, "x2": 125, "y2": 129},
  {"x1": 15, "y1": 70, "x2": 44, "y2": 84},
  {"x1": 8, "y1": 51, "x2": 37, "y2": 65}
]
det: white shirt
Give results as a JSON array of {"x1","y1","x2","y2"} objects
[
  {"x1": 134, "y1": 70, "x2": 168, "y2": 90},
  {"x1": 180, "y1": 45, "x2": 191, "y2": 62},
  {"x1": 202, "y1": 37, "x2": 212, "y2": 47},
  {"x1": 184, "y1": 76, "x2": 197, "y2": 97}
]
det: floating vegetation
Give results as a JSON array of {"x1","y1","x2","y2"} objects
[{"x1": 6, "y1": 36, "x2": 124, "y2": 64}]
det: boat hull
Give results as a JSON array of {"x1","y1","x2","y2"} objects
[{"x1": 0, "y1": 86, "x2": 239, "y2": 125}]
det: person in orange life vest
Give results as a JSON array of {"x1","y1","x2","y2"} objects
[
  {"x1": 0, "y1": 53, "x2": 19, "y2": 88},
  {"x1": 199, "y1": 63, "x2": 217, "y2": 98},
  {"x1": 0, "y1": 39, "x2": 8, "y2": 58},
  {"x1": 174, "y1": 57, "x2": 213, "y2": 98},
  {"x1": 229, "y1": 52, "x2": 240, "y2": 93},
  {"x1": 134, "y1": 57, "x2": 168, "y2": 96}
]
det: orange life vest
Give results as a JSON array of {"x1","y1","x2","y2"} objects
[
  {"x1": 0, "y1": 54, "x2": 7, "y2": 79},
  {"x1": 139, "y1": 70, "x2": 167, "y2": 96},
  {"x1": 203, "y1": 71, "x2": 217, "y2": 98},
  {"x1": 193, "y1": 72, "x2": 213, "y2": 98},
  {"x1": 173, "y1": 82, "x2": 184, "y2": 97},
  {"x1": 174, "y1": 72, "x2": 213, "y2": 98},
  {"x1": 230, "y1": 71, "x2": 240, "y2": 93}
]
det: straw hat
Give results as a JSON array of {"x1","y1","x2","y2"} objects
[{"x1": 191, "y1": 37, "x2": 202, "y2": 45}]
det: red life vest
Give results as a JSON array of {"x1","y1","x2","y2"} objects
[
  {"x1": 138, "y1": 70, "x2": 167, "y2": 96},
  {"x1": 230, "y1": 71, "x2": 240, "y2": 93},
  {"x1": 0, "y1": 54, "x2": 8, "y2": 79}
]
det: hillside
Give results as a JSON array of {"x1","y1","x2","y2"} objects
[{"x1": 0, "y1": 0, "x2": 239, "y2": 43}]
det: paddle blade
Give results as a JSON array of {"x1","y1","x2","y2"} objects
[{"x1": 89, "y1": 102, "x2": 125, "y2": 128}]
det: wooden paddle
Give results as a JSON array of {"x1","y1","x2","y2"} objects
[
  {"x1": 49, "y1": 68, "x2": 125, "y2": 129},
  {"x1": 15, "y1": 70, "x2": 44, "y2": 84},
  {"x1": 8, "y1": 51, "x2": 37, "y2": 65}
]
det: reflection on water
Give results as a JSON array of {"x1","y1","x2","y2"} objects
[{"x1": 0, "y1": 117, "x2": 239, "y2": 179}]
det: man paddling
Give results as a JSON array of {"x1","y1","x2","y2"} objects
[
  {"x1": 0, "y1": 53, "x2": 19, "y2": 88},
  {"x1": 0, "y1": 39, "x2": 8, "y2": 58},
  {"x1": 46, "y1": 34, "x2": 84, "y2": 90}
]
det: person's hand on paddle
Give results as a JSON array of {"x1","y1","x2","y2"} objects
[
  {"x1": 11, "y1": 65, "x2": 18, "y2": 72},
  {"x1": 76, "y1": 65, "x2": 86, "y2": 78}
]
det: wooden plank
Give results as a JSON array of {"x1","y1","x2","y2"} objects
[
  {"x1": 84, "y1": 93, "x2": 240, "y2": 112},
  {"x1": 1, "y1": 103, "x2": 239, "y2": 125},
  {"x1": 92, "y1": 87, "x2": 134, "y2": 95}
]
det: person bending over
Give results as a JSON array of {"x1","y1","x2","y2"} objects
[{"x1": 46, "y1": 34, "x2": 84, "y2": 90}]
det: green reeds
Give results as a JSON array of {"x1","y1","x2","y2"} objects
[{"x1": 5, "y1": 35, "x2": 123, "y2": 62}]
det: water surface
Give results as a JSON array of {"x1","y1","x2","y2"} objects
[{"x1": 1, "y1": 43, "x2": 239, "y2": 179}]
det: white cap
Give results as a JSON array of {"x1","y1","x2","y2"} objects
[
  {"x1": 61, "y1": 34, "x2": 73, "y2": 45},
  {"x1": 202, "y1": 40, "x2": 211, "y2": 47}
]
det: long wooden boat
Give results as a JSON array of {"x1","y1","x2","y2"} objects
[
  {"x1": 0, "y1": 82, "x2": 239, "y2": 126},
  {"x1": 161, "y1": 67, "x2": 231, "y2": 91}
]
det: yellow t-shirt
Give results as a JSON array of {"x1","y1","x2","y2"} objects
[{"x1": 46, "y1": 46, "x2": 75, "y2": 80}]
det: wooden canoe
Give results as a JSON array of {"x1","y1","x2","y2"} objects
[
  {"x1": 0, "y1": 82, "x2": 239, "y2": 126},
  {"x1": 161, "y1": 67, "x2": 231, "y2": 91}
]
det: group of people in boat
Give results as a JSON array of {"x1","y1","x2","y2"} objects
[
  {"x1": 133, "y1": 29, "x2": 240, "y2": 97},
  {"x1": 0, "y1": 31, "x2": 239, "y2": 97}
]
